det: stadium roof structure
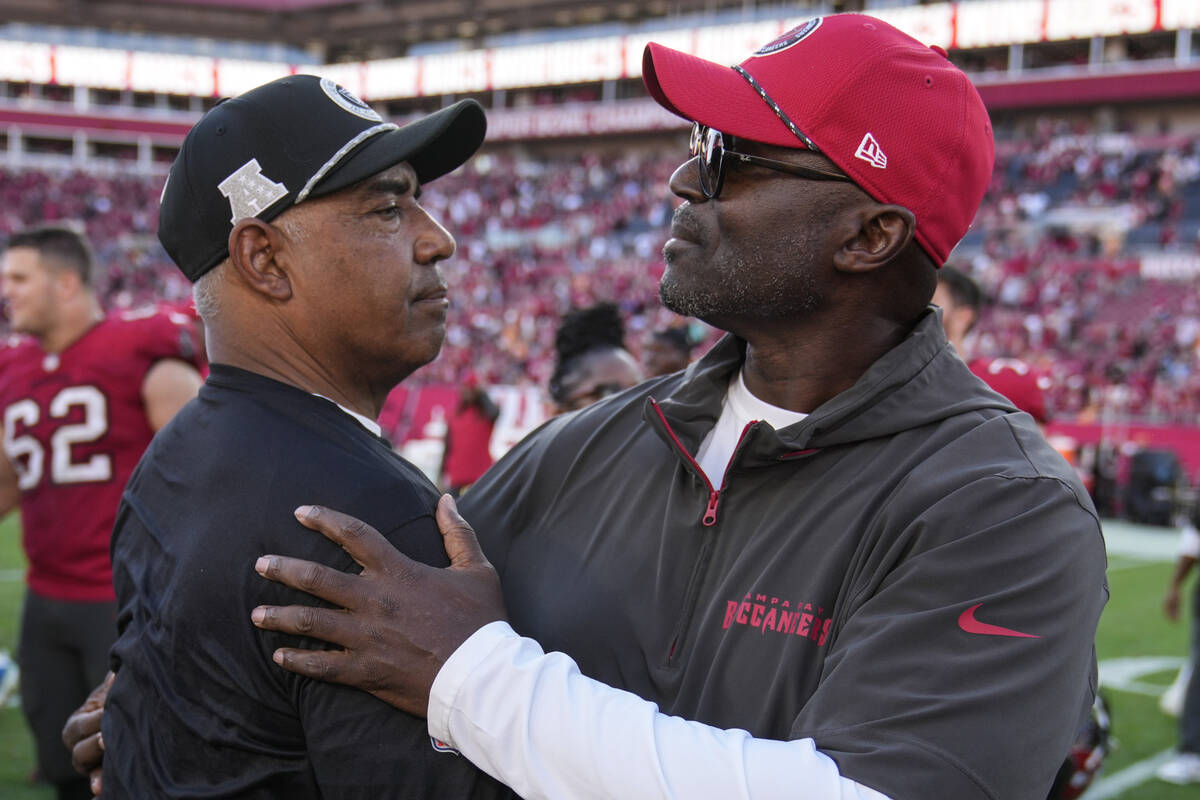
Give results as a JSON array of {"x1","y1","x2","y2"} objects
[{"x1": 0, "y1": 0, "x2": 854, "y2": 61}]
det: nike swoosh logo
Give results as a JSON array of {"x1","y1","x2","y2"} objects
[{"x1": 957, "y1": 603, "x2": 1041, "y2": 639}]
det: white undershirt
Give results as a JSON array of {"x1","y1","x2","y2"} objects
[
  {"x1": 429, "y1": 622, "x2": 893, "y2": 800},
  {"x1": 313, "y1": 393, "x2": 383, "y2": 438},
  {"x1": 424, "y1": 370, "x2": 890, "y2": 800},
  {"x1": 695, "y1": 370, "x2": 808, "y2": 487}
]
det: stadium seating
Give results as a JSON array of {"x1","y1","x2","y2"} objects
[{"x1": 3, "y1": 123, "x2": 1200, "y2": 424}]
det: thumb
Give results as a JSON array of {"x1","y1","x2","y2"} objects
[{"x1": 436, "y1": 494, "x2": 489, "y2": 568}]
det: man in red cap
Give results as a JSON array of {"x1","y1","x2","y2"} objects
[{"x1": 249, "y1": 15, "x2": 1105, "y2": 800}]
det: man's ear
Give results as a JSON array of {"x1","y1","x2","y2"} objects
[
  {"x1": 833, "y1": 204, "x2": 916, "y2": 274},
  {"x1": 227, "y1": 218, "x2": 292, "y2": 301},
  {"x1": 51, "y1": 267, "x2": 83, "y2": 297}
]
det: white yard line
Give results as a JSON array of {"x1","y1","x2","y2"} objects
[
  {"x1": 0, "y1": 569, "x2": 22, "y2": 582},
  {"x1": 1106, "y1": 560, "x2": 1165, "y2": 573},
  {"x1": 1081, "y1": 749, "x2": 1176, "y2": 799},
  {"x1": 1101, "y1": 522, "x2": 1181, "y2": 562}
]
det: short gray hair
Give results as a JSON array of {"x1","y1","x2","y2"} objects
[
  {"x1": 193, "y1": 209, "x2": 309, "y2": 320},
  {"x1": 192, "y1": 262, "x2": 225, "y2": 321}
]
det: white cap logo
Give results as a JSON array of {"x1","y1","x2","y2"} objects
[
  {"x1": 218, "y1": 158, "x2": 289, "y2": 224},
  {"x1": 754, "y1": 18, "x2": 822, "y2": 56},
  {"x1": 319, "y1": 77, "x2": 382, "y2": 122},
  {"x1": 855, "y1": 133, "x2": 888, "y2": 169}
]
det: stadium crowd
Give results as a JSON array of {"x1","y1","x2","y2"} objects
[{"x1": 4, "y1": 120, "x2": 1200, "y2": 422}]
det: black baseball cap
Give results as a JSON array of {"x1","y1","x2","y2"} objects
[{"x1": 158, "y1": 74, "x2": 487, "y2": 281}]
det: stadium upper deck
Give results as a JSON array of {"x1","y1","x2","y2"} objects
[{"x1": 2, "y1": 0, "x2": 1200, "y2": 168}]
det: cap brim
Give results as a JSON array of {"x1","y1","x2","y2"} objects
[
  {"x1": 642, "y1": 43, "x2": 805, "y2": 149},
  {"x1": 310, "y1": 98, "x2": 487, "y2": 198}
]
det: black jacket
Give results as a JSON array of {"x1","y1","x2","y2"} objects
[{"x1": 106, "y1": 366, "x2": 513, "y2": 799}]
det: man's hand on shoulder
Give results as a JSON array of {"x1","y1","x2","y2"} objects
[{"x1": 250, "y1": 495, "x2": 508, "y2": 716}]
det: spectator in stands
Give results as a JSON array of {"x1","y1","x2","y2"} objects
[
  {"x1": 547, "y1": 302, "x2": 642, "y2": 413},
  {"x1": 1159, "y1": 520, "x2": 1200, "y2": 784},
  {"x1": 8, "y1": 125, "x2": 1200, "y2": 423},
  {"x1": 440, "y1": 375, "x2": 500, "y2": 497},
  {"x1": 642, "y1": 326, "x2": 694, "y2": 377}
]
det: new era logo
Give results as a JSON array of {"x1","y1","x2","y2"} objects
[{"x1": 855, "y1": 133, "x2": 887, "y2": 169}]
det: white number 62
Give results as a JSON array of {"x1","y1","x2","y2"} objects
[{"x1": 3, "y1": 386, "x2": 113, "y2": 490}]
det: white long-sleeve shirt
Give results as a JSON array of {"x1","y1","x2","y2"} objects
[{"x1": 428, "y1": 621, "x2": 893, "y2": 800}]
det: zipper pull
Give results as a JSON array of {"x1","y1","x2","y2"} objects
[{"x1": 702, "y1": 490, "x2": 720, "y2": 527}]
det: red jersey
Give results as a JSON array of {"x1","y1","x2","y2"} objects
[
  {"x1": 0, "y1": 310, "x2": 200, "y2": 601},
  {"x1": 969, "y1": 357, "x2": 1051, "y2": 424},
  {"x1": 442, "y1": 404, "x2": 497, "y2": 488}
]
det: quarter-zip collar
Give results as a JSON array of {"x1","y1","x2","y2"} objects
[{"x1": 644, "y1": 309, "x2": 1017, "y2": 467}]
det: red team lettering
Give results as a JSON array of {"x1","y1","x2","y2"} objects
[{"x1": 722, "y1": 592, "x2": 832, "y2": 645}]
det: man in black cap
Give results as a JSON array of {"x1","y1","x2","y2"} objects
[{"x1": 92, "y1": 75, "x2": 512, "y2": 798}]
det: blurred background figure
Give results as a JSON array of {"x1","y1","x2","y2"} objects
[
  {"x1": 548, "y1": 302, "x2": 642, "y2": 414},
  {"x1": 1158, "y1": 520, "x2": 1200, "y2": 784},
  {"x1": 439, "y1": 374, "x2": 500, "y2": 498},
  {"x1": 932, "y1": 264, "x2": 983, "y2": 354},
  {"x1": 642, "y1": 326, "x2": 694, "y2": 377},
  {"x1": 935, "y1": 264, "x2": 1051, "y2": 425},
  {"x1": 0, "y1": 226, "x2": 202, "y2": 800}
]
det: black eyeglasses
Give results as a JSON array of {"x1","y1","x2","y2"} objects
[{"x1": 689, "y1": 122, "x2": 854, "y2": 199}]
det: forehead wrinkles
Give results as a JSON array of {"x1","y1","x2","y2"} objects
[{"x1": 354, "y1": 162, "x2": 419, "y2": 201}]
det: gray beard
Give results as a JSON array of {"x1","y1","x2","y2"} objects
[{"x1": 659, "y1": 245, "x2": 823, "y2": 321}]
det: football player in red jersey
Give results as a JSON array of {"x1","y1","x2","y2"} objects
[
  {"x1": 933, "y1": 265, "x2": 1051, "y2": 424},
  {"x1": 0, "y1": 226, "x2": 203, "y2": 800}
]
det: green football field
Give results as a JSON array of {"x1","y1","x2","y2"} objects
[{"x1": 0, "y1": 516, "x2": 1194, "y2": 799}]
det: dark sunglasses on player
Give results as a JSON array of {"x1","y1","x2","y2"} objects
[{"x1": 689, "y1": 122, "x2": 854, "y2": 199}]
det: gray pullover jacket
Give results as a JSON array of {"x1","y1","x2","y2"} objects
[{"x1": 462, "y1": 310, "x2": 1108, "y2": 800}]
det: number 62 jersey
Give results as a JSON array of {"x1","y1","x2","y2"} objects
[{"x1": 0, "y1": 310, "x2": 200, "y2": 603}]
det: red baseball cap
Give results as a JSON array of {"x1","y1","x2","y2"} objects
[{"x1": 642, "y1": 13, "x2": 994, "y2": 266}]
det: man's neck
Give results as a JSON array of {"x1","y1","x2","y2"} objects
[
  {"x1": 207, "y1": 332, "x2": 395, "y2": 420},
  {"x1": 736, "y1": 316, "x2": 914, "y2": 413},
  {"x1": 39, "y1": 300, "x2": 102, "y2": 354}
]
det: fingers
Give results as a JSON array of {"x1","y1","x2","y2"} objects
[
  {"x1": 70, "y1": 727, "x2": 104, "y2": 776},
  {"x1": 293, "y1": 505, "x2": 392, "y2": 568},
  {"x1": 251, "y1": 603, "x2": 355, "y2": 648},
  {"x1": 63, "y1": 707, "x2": 102, "y2": 746},
  {"x1": 63, "y1": 674, "x2": 110, "y2": 786},
  {"x1": 435, "y1": 494, "x2": 491, "y2": 569},
  {"x1": 90, "y1": 767, "x2": 102, "y2": 797},
  {"x1": 254, "y1": 554, "x2": 361, "y2": 608},
  {"x1": 269, "y1": 646, "x2": 353, "y2": 684}
]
